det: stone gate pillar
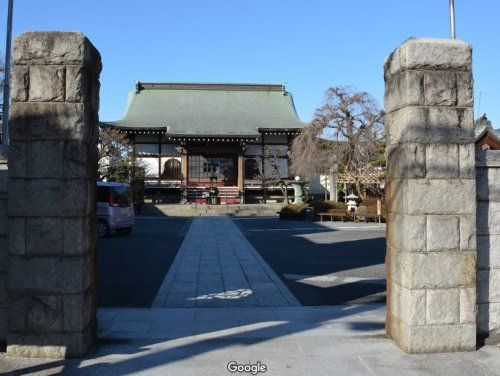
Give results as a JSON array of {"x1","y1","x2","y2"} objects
[
  {"x1": 384, "y1": 38, "x2": 477, "y2": 353},
  {"x1": 6, "y1": 32, "x2": 101, "y2": 358}
]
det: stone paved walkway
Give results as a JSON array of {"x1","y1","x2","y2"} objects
[{"x1": 152, "y1": 217, "x2": 300, "y2": 308}]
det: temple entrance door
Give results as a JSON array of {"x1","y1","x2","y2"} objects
[{"x1": 187, "y1": 154, "x2": 237, "y2": 186}]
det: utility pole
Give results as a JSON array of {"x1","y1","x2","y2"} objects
[
  {"x1": 449, "y1": 0, "x2": 456, "y2": 39},
  {"x1": 2, "y1": 0, "x2": 14, "y2": 145}
]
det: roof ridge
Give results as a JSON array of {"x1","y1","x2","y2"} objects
[{"x1": 136, "y1": 82, "x2": 286, "y2": 92}]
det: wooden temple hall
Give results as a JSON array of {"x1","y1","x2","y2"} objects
[{"x1": 101, "y1": 82, "x2": 307, "y2": 203}]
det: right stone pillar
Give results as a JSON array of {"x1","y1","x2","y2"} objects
[{"x1": 384, "y1": 38, "x2": 477, "y2": 353}]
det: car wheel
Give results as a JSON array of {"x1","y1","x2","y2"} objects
[
  {"x1": 98, "y1": 219, "x2": 110, "y2": 238},
  {"x1": 116, "y1": 227, "x2": 132, "y2": 236}
]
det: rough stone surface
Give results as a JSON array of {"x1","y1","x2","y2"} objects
[
  {"x1": 385, "y1": 38, "x2": 477, "y2": 353},
  {"x1": 384, "y1": 38, "x2": 472, "y2": 80},
  {"x1": 0, "y1": 146, "x2": 7, "y2": 342},
  {"x1": 424, "y1": 71, "x2": 457, "y2": 106},
  {"x1": 426, "y1": 216, "x2": 460, "y2": 252},
  {"x1": 390, "y1": 282, "x2": 425, "y2": 325},
  {"x1": 386, "y1": 144, "x2": 425, "y2": 179},
  {"x1": 29, "y1": 65, "x2": 65, "y2": 102},
  {"x1": 6, "y1": 31, "x2": 101, "y2": 359},
  {"x1": 13, "y1": 32, "x2": 102, "y2": 71},
  {"x1": 406, "y1": 179, "x2": 475, "y2": 215},
  {"x1": 390, "y1": 315, "x2": 476, "y2": 353},
  {"x1": 392, "y1": 251, "x2": 476, "y2": 289},
  {"x1": 11, "y1": 65, "x2": 29, "y2": 102},
  {"x1": 460, "y1": 287, "x2": 477, "y2": 324},
  {"x1": 384, "y1": 70, "x2": 423, "y2": 113},
  {"x1": 426, "y1": 289, "x2": 460, "y2": 324},
  {"x1": 425, "y1": 144, "x2": 459, "y2": 178},
  {"x1": 387, "y1": 214, "x2": 426, "y2": 252},
  {"x1": 386, "y1": 106, "x2": 474, "y2": 145}
]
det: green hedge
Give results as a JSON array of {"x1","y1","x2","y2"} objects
[
  {"x1": 279, "y1": 204, "x2": 308, "y2": 220},
  {"x1": 308, "y1": 200, "x2": 347, "y2": 214}
]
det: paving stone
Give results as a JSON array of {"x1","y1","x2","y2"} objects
[{"x1": 152, "y1": 217, "x2": 298, "y2": 308}]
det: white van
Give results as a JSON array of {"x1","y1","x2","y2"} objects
[{"x1": 97, "y1": 182, "x2": 134, "y2": 238}]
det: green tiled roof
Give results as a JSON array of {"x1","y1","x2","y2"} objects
[{"x1": 102, "y1": 82, "x2": 307, "y2": 136}]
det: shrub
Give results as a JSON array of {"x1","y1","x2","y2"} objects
[
  {"x1": 279, "y1": 204, "x2": 308, "y2": 220},
  {"x1": 360, "y1": 198, "x2": 386, "y2": 219},
  {"x1": 309, "y1": 200, "x2": 347, "y2": 214}
]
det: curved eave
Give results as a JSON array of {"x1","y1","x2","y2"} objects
[{"x1": 476, "y1": 126, "x2": 500, "y2": 144}]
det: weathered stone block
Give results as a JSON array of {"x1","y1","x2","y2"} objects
[
  {"x1": 425, "y1": 144, "x2": 459, "y2": 179},
  {"x1": 390, "y1": 282, "x2": 425, "y2": 325},
  {"x1": 8, "y1": 255, "x2": 91, "y2": 294},
  {"x1": 386, "y1": 144, "x2": 425, "y2": 179},
  {"x1": 65, "y1": 65, "x2": 86, "y2": 103},
  {"x1": 477, "y1": 269, "x2": 500, "y2": 304},
  {"x1": 8, "y1": 179, "x2": 93, "y2": 217},
  {"x1": 27, "y1": 141, "x2": 64, "y2": 178},
  {"x1": 7, "y1": 323, "x2": 95, "y2": 358},
  {"x1": 384, "y1": 70, "x2": 423, "y2": 113},
  {"x1": 26, "y1": 295, "x2": 63, "y2": 331},
  {"x1": 0, "y1": 272, "x2": 6, "y2": 307},
  {"x1": 477, "y1": 234, "x2": 500, "y2": 269},
  {"x1": 0, "y1": 200, "x2": 6, "y2": 236},
  {"x1": 384, "y1": 38, "x2": 472, "y2": 80},
  {"x1": 387, "y1": 213, "x2": 426, "y2": 252},
  {"x1": 406, "y1": 179, "x2": 476, "y2": 215},
  {"x1": 0, "y1": 307, "x2": 6, "y2": 341},
  {"x1": 457, "y1": 71, "x2": 474, "y2": 107},
  {"x1": 477, "y1": 201, "x2": 500, "y2": 235},
  {"x1": 63, "y1": 141, "x2": 96, "y2": 179},
  {"x1": 14, "y1": 32, "x2": 102, "y2": 73},
  {"x1": 426, "y1": 216, "x2": 459, "y2": 251},
  {"x1": 11, "y1": 65, "x2": 29, "y2": 102},
  {"x1": 63, "y1": 216, "x2": 96, "y2": 256},
  {"x1": 8, "y1": 295, "x2": 26, "y2": 331},
  {"x1": 385, "y1": 178, "x2": 407, "y2": 214},
  {"x1": 390, "y1": 316, "x2": 476, "y2": 353},
  {"x1": 8, "y1": 218, "x2": 26, "y2": 255},
  {"x1": 29, "y1": 65, "x2": 65, "y2": 102},
  {"x1": 459, "y1": 215, "x2": 476, "y2": 252},
  {"x1": 64, "y1": 291, "x2": 92, "y2": 331},
  {"x1": 9, "y1": 102, "x2": 92, "y2": 142},
  {"x1": 459, "y1": 144, "x2": 476, "y2": 179},
  {"x1": 392, "y1": 251, "x2": 476, "y2": 289},
  {"x1": 0, "y1": 237, "x2": 6, "y2": 272},
  {"x1": 26, "y1": 218, "x2": 63, "y2": 256},
  {"x1": 476, "y1": 166, "x2": 500, "y2": 202},
  {"x1": 426, "y1": 289, "x2": 460, "y2": 324},
  {"x1": 7, "y1": 141, "x2": 27, "y2": 178},
  {"x1": 424, "y1": 71, "x2": 457, "y2": 106},
  {"x1": 460, "y1": 287, "x2": 476, "y2": 324},
  {"x1": 386, "y1": 106, "x2": 474, "y2": 146}
]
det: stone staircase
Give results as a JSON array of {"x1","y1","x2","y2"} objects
[{"x1": 140, "y1": 203, "x2": 283, "y2": 217}]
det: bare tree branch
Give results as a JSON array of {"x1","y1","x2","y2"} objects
[{"x1": 290, "y1": 86, "x2": 385, "y2": 199}]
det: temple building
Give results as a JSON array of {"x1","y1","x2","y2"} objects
[
  {"x1": 474, "y1": 114, "x2": 500, "y2": 150},
  {"x1": 101, "y1": 82, "x2": 307, "y2": 203}
]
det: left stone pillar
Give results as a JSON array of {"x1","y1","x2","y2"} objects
[{"x1": 6, "y1": 32, "x2": 101, "y2": 358}]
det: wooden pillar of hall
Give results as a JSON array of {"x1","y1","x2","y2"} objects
[
  {"x1": 181, "y1": 149, "x2": 188, "y2": 201},
  {"x1": 237, "y1": 153, "x2": 245, "y2": 203}
]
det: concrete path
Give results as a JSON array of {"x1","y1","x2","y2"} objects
[
  {"x1": 152, "y1": 217, "x2": 300, "y2": 308},
  {"x1": 2, "y1": 304, "x2": 500, "y2": 375}
]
